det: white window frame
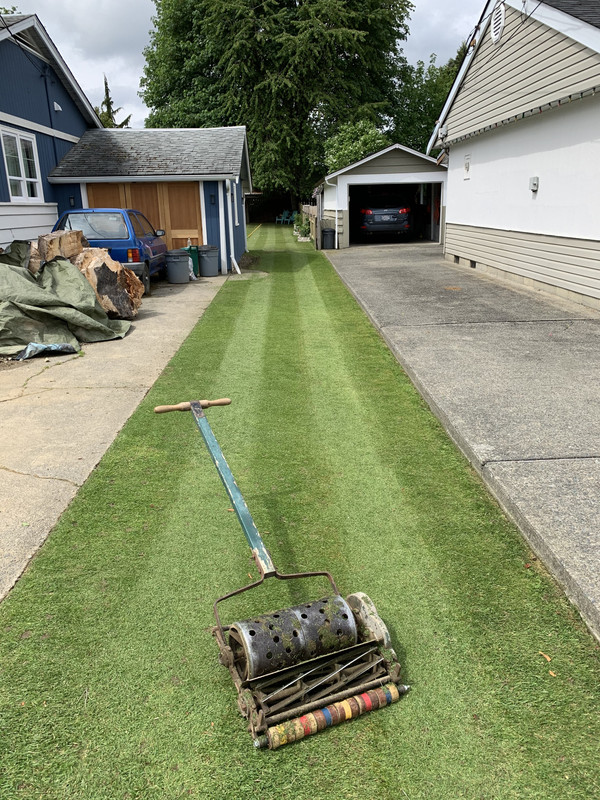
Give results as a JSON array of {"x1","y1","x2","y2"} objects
[{"x1": 0, "y1": 126, "x2": 44, "y2": 203}]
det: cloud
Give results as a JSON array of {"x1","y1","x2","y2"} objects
[
  {"x1": 31, "y1": 0, "x2": 156, "y2": 126},
  {"x1": 403, "y1": 0, "x2": 483, "y2": 64}
]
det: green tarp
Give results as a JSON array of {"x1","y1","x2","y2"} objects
[{"x1": 0, "y1": 241, "x2": 130, "y2": 357}]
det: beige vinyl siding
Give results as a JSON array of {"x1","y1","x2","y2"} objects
[
  {"x1": 445, "y1": 6, "x2": 600, "y2": 142},
  {"x1": 445, "y1": 223, "x2": 600, "y2": 305},
  {"x1": 347, "y1": 150, "x2": 440, "y2": 176}
]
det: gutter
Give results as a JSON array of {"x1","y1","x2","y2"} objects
[
  {"x1": 324, "y1": 176, "x2": 338, "y2": 250},
  {"x1": 49, "y1": 173, "x2": 240, "y2": 184}
]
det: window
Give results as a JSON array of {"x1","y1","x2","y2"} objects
[
  {"x1": 135, "y1": 213, "x2": 157, "y2": 237},
  {"x1": 130, "y1": 213, "x2": 146, "y2": 237},
  {"x1": 56, "y1": 211, "x2": 129, "y2": 239},
  {"x1": 1, "y1": 129, "x2": 43, "y2": 202}
]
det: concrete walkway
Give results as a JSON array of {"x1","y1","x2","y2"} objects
[
  {"x1": 327, "y1": 242, "x2": 600, "y2": 641},
  {"x1": 0, "y1": 275, "x2": 226, "y2": 601}
]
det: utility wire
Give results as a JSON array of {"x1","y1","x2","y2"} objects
[{"x1": 0, "y1": 14, "x2": 47, "y2": 76}]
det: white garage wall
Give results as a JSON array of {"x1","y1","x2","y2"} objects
[{"x1": 447, "y1": 93, "x2": 600, "y2": 241}]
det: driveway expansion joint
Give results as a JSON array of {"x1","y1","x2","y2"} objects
[
  {"x1": 482, "y1": 455, "x2": 600, "y2": 467},
  {"x1": 380, "y1": 318, "x2": 598, "y2": 329}
]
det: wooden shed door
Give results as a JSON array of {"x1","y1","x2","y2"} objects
[
  {"x1": 161, "y1": 182, "x2": 203, "y2": 249},
  {"x1": 86, "y1": 181, "x2": 203, "y2": 250}
]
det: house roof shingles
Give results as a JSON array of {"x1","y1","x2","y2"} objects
[
  {"x1": 49, "y1": 127, "x2": 249, "y2": 180},
  {"x1": 542, "y1": 0, "x2": 600, "y2": 30}
]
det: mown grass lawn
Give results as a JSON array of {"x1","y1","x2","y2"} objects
[{"x1": 1, "y1": 224, "x2": 599, "y2": 799}]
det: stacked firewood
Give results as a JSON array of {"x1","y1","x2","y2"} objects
[{"x1": 31, "y1": 230, "x2": 144, "y2": 320}]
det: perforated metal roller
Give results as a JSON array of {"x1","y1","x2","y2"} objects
[{"x1": 228, "y1": 595, "x2": 357, "y2": 680}]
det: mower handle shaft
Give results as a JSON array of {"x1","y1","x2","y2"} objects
[{"x1": 154, "y1": 398, "x2": 231, "y2": 413}]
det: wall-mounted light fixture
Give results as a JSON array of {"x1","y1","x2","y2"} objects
[
  {"x1": 69, "y1": 196, "x2": 75, "y2": 207},
  {"x1": 210, "y1": 194, "x2": 216, "y2": 205}
]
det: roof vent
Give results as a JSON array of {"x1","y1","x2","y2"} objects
[{"x1": 490, "y1": 2, "x2": 506, "y2": 44}]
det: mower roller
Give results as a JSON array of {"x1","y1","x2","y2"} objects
[{"x1": 154, "y1": 398, "x2": 408, "y2": 749}]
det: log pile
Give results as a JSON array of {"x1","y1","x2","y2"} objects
[
  {"x1": 72, "y1": 249, "x2": 143, "y2": 319},
  {"x1": 34, "y1": 230, "x2": 143, "y2": 320}
]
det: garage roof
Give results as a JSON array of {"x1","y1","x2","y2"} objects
[
  {"x1": 323, "y1": 143, "x2": 444, "y2": 182},
  {"x1": 49, "y1": 126, "x2": 252, "y2": 187}
]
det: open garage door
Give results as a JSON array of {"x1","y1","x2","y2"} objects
[{"x1": 349, "y1": 183, "x2": 442, "y2": 245}]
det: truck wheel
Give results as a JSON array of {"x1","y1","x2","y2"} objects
[{"x1": 141, "y1": 264, "x2": 151, "y2": 296}]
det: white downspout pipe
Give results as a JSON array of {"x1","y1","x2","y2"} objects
[
  {"x1": 324, "y1": 176, "x2": 338, "y2": 249},
  {"x1": 226, "y1": 179, "x2": 241, "y2": 274},
  {"x1": 218, "y1": 181, "x2": 227, "y2": 274}
]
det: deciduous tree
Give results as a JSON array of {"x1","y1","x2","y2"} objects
[
  {"x1": 324, "y1": 120, "x2": 391, "y2": 173},
  {"x1": 391, "y1": 43, "x2": 467, "y2": 153}
]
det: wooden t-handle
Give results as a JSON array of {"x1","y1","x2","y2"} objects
[{"x1": 154, "y1": 398, "x2": 231, "y2": 413}]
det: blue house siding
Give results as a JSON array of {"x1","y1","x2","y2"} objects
[
  {"x1": 0, "y1": 39, "x2": 87, "y2": 137},
  {"x1": 202, "y1": 181, "x2": 221, "y2": 249},
  {"x1": 232, "y1": 180, "x2": 246, "y2": 262},
  {"x1": 201, "y1": 180, "x2": 247, "y2": 271},
  {"x1": 0, "y1": 27, "x2": 96, "y2": 247}
]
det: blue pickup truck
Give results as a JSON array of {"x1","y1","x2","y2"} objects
[{"x1": 53, "y1": 208, "x2": 167, "y2": 294}]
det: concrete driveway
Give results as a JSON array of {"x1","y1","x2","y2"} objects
[{"x1": 327, "y1": 241, "x2": 600, "y2": 641}]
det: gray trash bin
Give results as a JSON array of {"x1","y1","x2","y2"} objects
[
  {"x1": 198, "y1": 245, "x2": 219, "y2": 277},
  {"x1": 166, "y1": 249, "x2": 190, "y2": 283},
  {"x1": 322, "y1": 228, "x2": 335, "y2": 249}
]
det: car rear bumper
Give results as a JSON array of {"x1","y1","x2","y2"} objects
[{"x1": 363, "y1": 223, "x2": 412, "y2": 233}]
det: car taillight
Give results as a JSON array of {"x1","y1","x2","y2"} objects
[
  {"x1": 127, "y1": 248, "x2": 140, "y2": 263},
  {"x1": 398, "y1": 207, "x2": 410, "y2": 214},
  {"x1": 361, "y1": 209, "x2": 373, "y2": 215}
]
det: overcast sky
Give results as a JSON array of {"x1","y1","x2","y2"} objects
[{"x1": 22, "y1": 0, "x2": 485, "y2": 128}]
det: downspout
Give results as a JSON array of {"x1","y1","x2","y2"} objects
[
  {"x1": 218, "y1": 181, "x2": 227, "y2": 274},
  {"x1": 324, "y1": 176, "x2": 338, "y2": 249},
  {"x1": 226, "y1": 179, "x2": 241, "y2": 274}
]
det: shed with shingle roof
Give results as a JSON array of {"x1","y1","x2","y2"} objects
[{"x1": 49, "y1": 126, "x2": 252, "y2": 272}]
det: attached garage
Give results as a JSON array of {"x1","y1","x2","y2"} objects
[
  {"x1": 49, "y1": 126, "x2": 252, "y2": 274},
  {"x1": 315, "y1": 144, "x2": 447, "y2": 249}
]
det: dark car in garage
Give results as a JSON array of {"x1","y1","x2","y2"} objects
[{"x1": 359, "y1": 197, "x2": 413, "y2": 238}]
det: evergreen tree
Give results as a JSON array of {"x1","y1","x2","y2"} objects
[
  {"x1": 141, "y1": 0, "x2": 412, "y2": 199},
  {"x1": 95, "y1": 75, "x2": 132, "y2": 129}
]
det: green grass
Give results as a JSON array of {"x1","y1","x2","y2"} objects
[{"x1": 1, "y1": 224, "x2": 599, "y2": 799}]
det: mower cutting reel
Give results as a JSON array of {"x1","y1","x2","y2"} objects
[{"x1": 154, "y1": 398, "x2": 408, "y2": 748}]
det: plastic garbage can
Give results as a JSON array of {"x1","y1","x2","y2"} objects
[
  {"x1": 166, "y1": 249, "x2": 190, "y2": 283},
  {"x1": 198, "y1": 245, "x2": 219, "y2": 277},
  {"x1": 185, "y1": 245, "x2": 200, "y2": 277},
  {"x1": 322, "y1": 228, "x2": 335, "y2": 249}
]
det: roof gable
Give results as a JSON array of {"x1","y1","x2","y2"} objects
[
  {"x1": 325, "y1": 143, "x2": 443, "y2": 181},
  {"x1": 49, "y1": 127, "x2": 251, "y2": 185},
  {"x1": 427, "y1": 0, "x2": 600, "y2": 152},
  {"x1": 0, "y1": 14, "x2": 101, "y2": 128}
]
